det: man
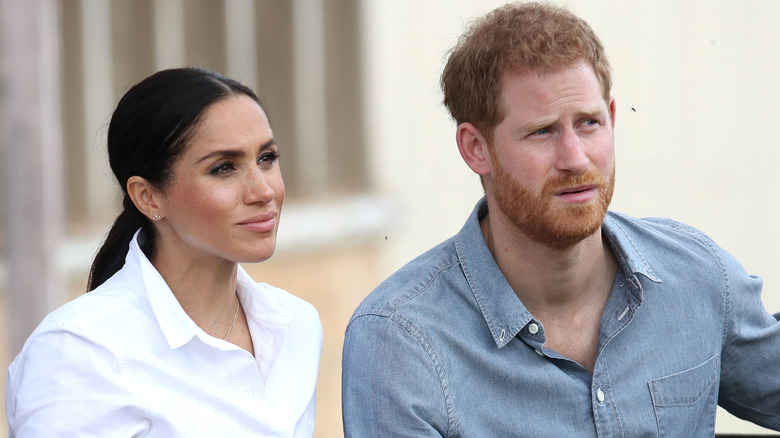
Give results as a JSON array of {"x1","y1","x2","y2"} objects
[{"x1": 342, "y1": 2, "x2": 780, "y2": 436}]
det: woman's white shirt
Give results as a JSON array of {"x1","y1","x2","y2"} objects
[{"x1": 6, "y1": 231, "x2": 323, "y2": 437}]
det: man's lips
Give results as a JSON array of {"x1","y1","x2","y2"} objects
[
  {"x1": 238, "y1": 212, "x2": 277, "y2": 232},
  {"x1": 553, "y1": 184, "x2": 598, "y2": 202},
  {"x1": 554, "y1": 184, "x2": 597, "y2": 196}
]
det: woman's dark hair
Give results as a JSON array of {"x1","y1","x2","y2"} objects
[{"x1": 87, "y1": 67, "x2": 263, "y2": 291}]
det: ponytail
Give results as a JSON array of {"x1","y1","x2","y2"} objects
[{"x1": 87, "y1": 195, "x2": 153, "y2": 291}]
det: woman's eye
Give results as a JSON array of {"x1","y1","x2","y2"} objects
[
  {"x1": 209, "y1": 162, "x2": 236, "y2": 175},
  {"x1": 258, "y1": 151, "x2": 281, "y2": 166}
]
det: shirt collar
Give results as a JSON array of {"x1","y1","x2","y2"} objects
[
  {"x1": 235, "y1": 267, "x2": 292, "y2": 326},
  {"x1": 129, "y1": 230, "x2": 203, "y2": 349},
  {"x1": 602, "y1": 212, "x2": 663, "y2": 284},
  {"x1": 455, "y1": 198, "x2": 663, "y2": 349},
  {"x1": 455, "y1": 198, "x2": 533, "y2": 349},
  {"x1": 235, "y1": 268, "x2": 293, "y2": 382},
  {"x1": 127, "y1": 230, "x2": 295, "y2": 355}
]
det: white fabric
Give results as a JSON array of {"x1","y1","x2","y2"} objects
[{"x1": 6, "y1": 231, "x2": 322, "y2": 437}]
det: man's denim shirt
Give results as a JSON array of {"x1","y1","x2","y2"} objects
[{"x1": 342, "y1": 198, "x2": 780, "y2": 437}]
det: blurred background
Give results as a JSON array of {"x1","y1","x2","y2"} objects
[{"x1": 2, "y1": 0, "x2": 779, "y2": 436}]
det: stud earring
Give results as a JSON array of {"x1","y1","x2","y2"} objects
[{"x1": 152, "y1": 214, "x2": 162, "y2": 221}]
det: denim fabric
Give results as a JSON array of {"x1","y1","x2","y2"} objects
[{"x1": 342, "y1": 198, "x2": 780, "y2": 437}]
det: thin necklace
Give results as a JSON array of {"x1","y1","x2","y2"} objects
[{"x1": 223, "y1": 297, "x2": 240, "y2": 341}]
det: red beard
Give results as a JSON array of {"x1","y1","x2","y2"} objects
[{"x1": 492, "y1": 160, "x2": 615, "y2": 249}]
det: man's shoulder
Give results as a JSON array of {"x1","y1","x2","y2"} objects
[
  {"x1": 352, "y1": 235, "x2": 462, "y2": 319},
  {"x1": 606, "y1": 211, "x2": 714, "y2": 245},
  {"x1": 604, "y1": 210, "x2": 730, "y2": 269}
]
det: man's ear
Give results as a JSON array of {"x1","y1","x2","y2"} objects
[
  {"x1": 127, "y1": 176, "x2": 164, "y2": 221},
  {"x1": 609, "y1": 96, "x2": 616, "y2": 129},
  {"x1": 456, "y1": 122, "x2": 492, "y2": 176}
]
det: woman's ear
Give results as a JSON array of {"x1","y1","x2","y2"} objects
[
  {"x1": 127, "y1": 176, "x2": 164, "y2": 221},
  {"x1": 456, "y1": 122, "x2": 492, "y2": 176}
]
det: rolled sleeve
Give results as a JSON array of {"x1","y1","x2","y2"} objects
[{"x1": 718, "y1": 250, "x2": 780, "y2": 430}]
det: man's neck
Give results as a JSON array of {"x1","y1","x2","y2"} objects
[
  {"x1": 481, "y1": 211, "x2": 618, "y2": 372},
  {"x1": 481, "y1": 212, "x2": 616, "y2": 307}
]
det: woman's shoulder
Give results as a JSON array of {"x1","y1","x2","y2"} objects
[
  {"x1": 32, "y1": 272, "x2": 149, "y2": 341},
  {"x1": 257, "y1": 283, "x2": 316, "y2": 312},
  {"x1": 241, "y1": 281, "x2": 322, "y2": 336}
]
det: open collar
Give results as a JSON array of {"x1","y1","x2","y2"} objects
[{"x1": 455, "y1": 198, "x2": 663, "y2": 350}]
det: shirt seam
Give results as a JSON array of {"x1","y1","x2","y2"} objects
[
  {"x1": 387, "y1": 312, "x2": 459, "y2": 437},
  {"x1": 347, "y1": 311, "x2": 458, "y2": 436},
  {"x1": 662, "y1": 220, "x2": 731, "y2": 344},
  {"x1": 39, "y1": 323, "x2": 155, "y2": 423},
  {"x1": 393, "y1": 259, "x2": 460, "y2": 314},
  {"x1": 349, "y1": 258, "x2": 461, "y2": 321}
]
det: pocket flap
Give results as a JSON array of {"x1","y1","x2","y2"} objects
[{"x1": 649, "y1": 354, "x2": 720, "y2": 407}]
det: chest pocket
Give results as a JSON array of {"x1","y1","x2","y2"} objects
[{"x1": 649, "y1": 354, "x2": 720, "y2": 437}]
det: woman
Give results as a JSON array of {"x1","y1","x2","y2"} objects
[{"x1": 5, "y1": 68, "x2": 322, "y2": 436}]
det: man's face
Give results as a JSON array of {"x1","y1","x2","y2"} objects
[{"x1": 485, "y1": 61, "x2": 616, "y2": 248}]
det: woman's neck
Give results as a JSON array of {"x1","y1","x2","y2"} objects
[{"x1": 150, "y1": 238, "x2": 240, "y2": 339}]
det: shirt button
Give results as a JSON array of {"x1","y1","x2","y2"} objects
[
  {"x1": 528, "y1": 323, "x2": 539, "y2": 335},
  {"x1": 596, "y1": 389, "x2": 605, "y2": 403},
  {"x1": 535, "y1": 349, "x2": 544, "y2": 356}
]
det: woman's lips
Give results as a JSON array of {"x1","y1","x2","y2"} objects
[{"x1": 238, "y1": 212, "x2": 277, "y2": 233}]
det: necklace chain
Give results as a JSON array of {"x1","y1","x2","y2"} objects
[{"x1": 223, "y1": 296, "x2": 240, "y2": 341}]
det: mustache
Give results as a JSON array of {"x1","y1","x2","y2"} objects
[{"x1": 542, "y1": 169, "x2": 608, "y2": 195}]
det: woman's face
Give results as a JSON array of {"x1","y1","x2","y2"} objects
[{"x1": 154, "y1": 94, "x2": 284, "y2": 264}]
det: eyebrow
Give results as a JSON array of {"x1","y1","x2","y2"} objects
[
  {"x1": 195, "y1": 138, "x2": 277, "y2": 163},
  {"x1": 577, "y1": 108, "x2": 606, "y2": 119},
  {"x1": 523, "y1": 118, "x2": 556, "y2": 134},
  {"x1": 522, "y1": 108, "x2": 606, "y2": 133}
]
